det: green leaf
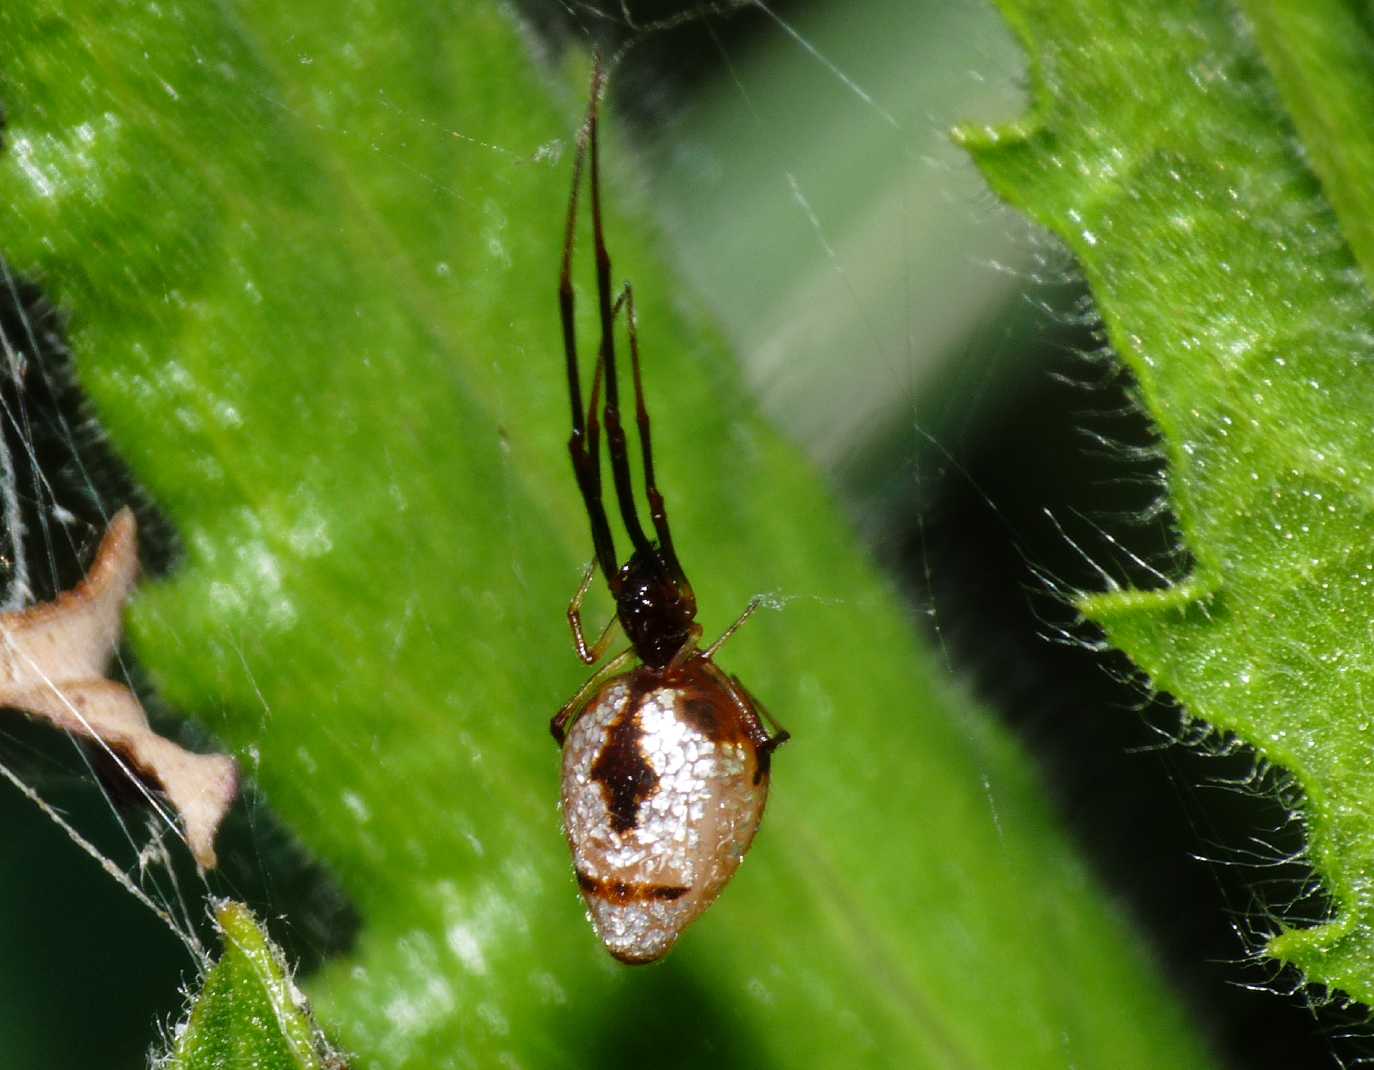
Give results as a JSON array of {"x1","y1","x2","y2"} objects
[
  {"x1": 165, "y1": 902, "x2": 330, "y2": 1070},
  {"x1": 1241, "y1": 2, "x2": 1374, "y2": 292},
  {"x1": 961, "y1": 0, "x2": 1374, "y2": 1001},
  {"x1": 0, "y1": 2, "x2": 1219, "y2": 1066}
]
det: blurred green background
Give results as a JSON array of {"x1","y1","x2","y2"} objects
[{"x1": 0, "y1": 1, "x2": 1354, "y2": 1066}]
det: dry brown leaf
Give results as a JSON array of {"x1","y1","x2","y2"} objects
[{"x1": 0, "y1": 508, "x2": 236, "y2": 868}]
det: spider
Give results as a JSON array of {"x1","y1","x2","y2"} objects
[{"x1": 550, "y1": 59, "x2": 789, "y2": 965}]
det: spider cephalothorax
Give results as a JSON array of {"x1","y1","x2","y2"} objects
[{"x1": 612, "y1": 547, "x2": 698, "y2": 669}]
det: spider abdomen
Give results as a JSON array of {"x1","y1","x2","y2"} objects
[{"x1": 560, "y1": 658, "x2": 771, "y2": 964}]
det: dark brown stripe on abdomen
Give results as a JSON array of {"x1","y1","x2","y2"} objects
[{"x1": 576, "y1": 869, "x2": 689, "y2": 905}]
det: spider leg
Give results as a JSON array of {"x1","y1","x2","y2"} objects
[
  {"x1": 567, "y1": 559, "x2": 621, "y2": 665},
  {"x1": 619, "y1": 282, "x2": 689, "y2": 583},
  {"x1": 727, "y1": 673, "x2": 790, "y2": 782},
  {"x1": 663, "y1": 623, "x2": 704, "y2": 672},
  {"x1": 753, "y1": 695, "x2": 791, "y2": 753},
  {"x1": 586, "y1": 333, "x2": 605, "y2": 506},
  {"x1": 588, "y1": 80, "x2": 652, "y2": 559},
  {"x1": 564, "y1": 282, "x2": 643, "y2": 665},
  {"x1": 702, "y1": 595, "x2": 762, "y2": 661},
  {"x1": 550, "y1": 647, "x2": 636, "y2": 745},
  {"x1": 560, "y1": 58, "x2": 619, "y2": 585}
]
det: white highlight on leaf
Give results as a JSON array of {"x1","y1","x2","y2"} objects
[{"x1": 445, "y1": 922, "x2": 488, "y2": 976}]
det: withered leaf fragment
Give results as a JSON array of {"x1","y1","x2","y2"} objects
[{"x1": 0, "y1": 508, "x2": 236, "y2": 869}]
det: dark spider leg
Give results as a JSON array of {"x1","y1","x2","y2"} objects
[
  {"x1": 567, "y1": 350, "x2": 618, "y2": 664},
  {"x1": 620, "y1": 282, "x2": 688, "y2": 583},
  {"x1": 560, "y1": 59, "x2": 619, "y2": 584},
  {"x1": 588, "y1": 75, "x2": 652, "y2": 558},
  {"x1": 729, "y1": 674, "x2": 790, "y2": 782},
  {"x1": 585, "y1": 330, "x2": 606, "y2": 518},
  {"x1": 563, "y1": 281, "x2": 657, "y2": 664}
]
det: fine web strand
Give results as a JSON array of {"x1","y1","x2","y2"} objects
[
  {"x1": 0, "y1": 752, "x2": 204, "y2": 958},
  {"x1": 750, "y1": 0, "x2": 898, "y2": 128},
  {"x1": 0, "y1": 268, "x2": 209, "y2": 963},
  {"x1": 574, "y1": 0, "x2": 901, "y2": 129},
  {"x1": 0, "y1": 261, "x2": 109, "y2": 594},
  {"x1": 0, "y1": 610, "x2": 209, "y2": 943},
  {"x1": 0, "y1": 356, "x2": 27, "y2": 611},
  {"x1": 0, "y1": 628, "x2": 186, "y2": 845}
]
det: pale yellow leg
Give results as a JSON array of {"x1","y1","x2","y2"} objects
[
  {"x1": 550, "y1": 647, "x2": 636, "y2": 744},
  {"x1": 702, "y1": 596, "x2": 762, "y2": 661},
  {"x1": 567, "y1": 559, "x2": 620, "y2": 665}
]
